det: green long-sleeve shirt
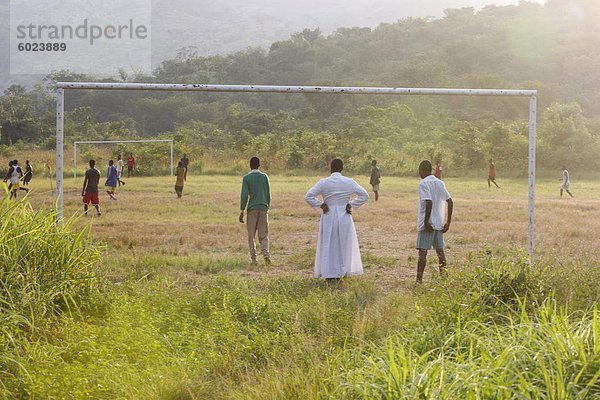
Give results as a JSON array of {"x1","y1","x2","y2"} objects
[{"x1": 240, "y1": 170, "x2": 271, "y2": 211}]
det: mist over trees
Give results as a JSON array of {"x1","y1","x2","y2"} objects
[{"x1": 1, "y1": 0, "x2": 599, "y2": 175}]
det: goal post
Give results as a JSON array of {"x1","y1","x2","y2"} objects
[
  {"x1": 55, "y1": 82, "x2": 537, "y2": 264},
  {"x1": 73, "y1": 139, "x2": 174, "y2": 178}
]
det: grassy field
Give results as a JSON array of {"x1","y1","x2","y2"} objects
[
  {"x1": 24, "y1": 172, "x2": 600, "y2": 279},
  {"x1": 2, "y1": 173, "x2": 599, "y2": 399}
]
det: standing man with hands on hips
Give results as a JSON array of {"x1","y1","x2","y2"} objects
[{"x1": 305, "y1": 158, "x2": 369, "y2": 280}]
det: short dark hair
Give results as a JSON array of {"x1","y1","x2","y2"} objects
[
  {"x1": 109, "y1": 160, "x2": 114, "y2": 166},
  {"x1": 250, "y1": 157, "x2": 260, "y2": 169},
  {"x1": 178, "y1": 161, "x2": 183, "y2": 167},
  {"x1": 371, "y1": 160, "x2": 377, "y2": 165},
  {"x1": 331, "y1": 158, "x2": 343, "y2": 173},
  {"x1": 419, "y1": 160, "x2": 432, "y2": 175},
  {"x1": 89, "y1": 159, "x2": 96, "y2": 167},
  {"x1": 13, "y1": 160, "x2": 18, "y2": 165}
]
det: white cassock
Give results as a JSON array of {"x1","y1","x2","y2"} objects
[{"x1": 304, "y1": 172, "x2": 369, "y2": 278}]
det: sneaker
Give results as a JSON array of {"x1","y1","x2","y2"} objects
[
  {"x1": 250, "y1": 259, "x2": 258, "y2": 266},
  {"x1": 96, "y1": 212, "x2": 102, "y2": 216},
  {"x1": 264, "y1": 257, "x2": 271, "y2": 265}
]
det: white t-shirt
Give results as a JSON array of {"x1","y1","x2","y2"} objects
[
  {"x1": 116, "y1": 159, "x2": 124, "y2": 172},
  {"x1": 562, "y1": 170, "x2": 570, "y2": 187},
  {"x1": 417, "y1": 175, "x2": 451, "y2": 231},
  {"x1": 10, "y1": 165, "x2": 22, "y2": 184}
]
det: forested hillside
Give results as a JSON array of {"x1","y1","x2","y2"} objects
[
  {"x1": 0, "y1": 0, "x2": 542, "y2": 89},
  {"x1": 1, "y1": 0, "x2": 599, "y2": 175}
]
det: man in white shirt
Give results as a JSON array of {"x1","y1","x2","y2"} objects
[
  {"x1": 560, "y1": 165, "x2": 574, "y2": 198},
  {"x1": 116, "y1": 154, "x2": 126, "y2": 187},
  {"x1": 305, "y1": 159, "x2": 369, "y2": 279},
  {"x1": 416, "y1": 160, "x2": 453, "y2": 283}
]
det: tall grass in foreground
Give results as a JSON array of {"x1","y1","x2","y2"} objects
[
  {"x1": 0, "y1": 195, "x2": 100, "y2": 326},
  {"x1": 337, "y1": 302, "x2": 600, "y2": 399},
  {"x1": 0, "y1": 194, "x2": 100, "y2": 394},
  {"x1": 237, "y1": 259, "x2": 599, "y2": 399},
  {"x1": 1, "y1": 228, "x2": 598, "y2": 399}
]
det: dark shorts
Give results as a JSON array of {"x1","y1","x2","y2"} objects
[{"x1": 83, "y1": 192, "x2": 99, "y2": 205}]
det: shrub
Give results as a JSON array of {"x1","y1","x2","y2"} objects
[
  {"x1": 0, "y1": 195, "x2": 100, "y2": 329},
  {"x1": 422, "y1": 253, "x2": 550, "y2": 326}
]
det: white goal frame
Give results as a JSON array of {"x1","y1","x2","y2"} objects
[
  {"x1": 55, "y1": 82, "x2": 537, "y2": 263},
  {"x1": 73, "y1": 139, "x2": 174, "y2": 178}
]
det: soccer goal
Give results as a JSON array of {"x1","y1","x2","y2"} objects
[
  {"x1": 55, "y1": 83, "x2": 537, "y2": 263},
  {"x1": 73, "y1": 139, "x2": 174, "y2": 178}
]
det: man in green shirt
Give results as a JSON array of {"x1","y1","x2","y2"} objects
[{"x1": 239, "y1": 157, "x2": 271, "y2": 265}]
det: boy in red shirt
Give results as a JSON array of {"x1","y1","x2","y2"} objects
[
  {"x1": 82, "y1": 159, "x2": 101, "y2": 216},
  {"x1": 488, "y1": 159, "x2": 500, "y2": 188},
  {"x1": 126, "y1": 153, "x2": 135, "y2": 177}
]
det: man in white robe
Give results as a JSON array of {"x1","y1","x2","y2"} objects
[{"x1": 305, "y1": 159, "x2": 369, "y2": 279}]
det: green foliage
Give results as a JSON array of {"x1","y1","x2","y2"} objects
[
  {"x1": 0, "y1": 196, "x2": 100, "y2": 327},
  {"x1": 539, "y1": 103, "x2": 600, "y2": 170},
  {"x1": 0, "y1": 85, "x2": 52, "y2": 145}
]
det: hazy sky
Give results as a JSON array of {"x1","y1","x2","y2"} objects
[
  {"x1": 0, "y1": 0, "x2": 547, "y2": 87},
  {"x1": 149, "y1": 0, "x2": 549, "y2": 60}
]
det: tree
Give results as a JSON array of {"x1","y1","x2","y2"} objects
[
  {"x1": 0, "y1": 85, "x2": 40, "y2": 145},
  {"x1": 539, "y1": 103, "x2": 598, "y2": 170},
  {"x1": 443, "y1": 121, "x2": 485, "y2": 169}
]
